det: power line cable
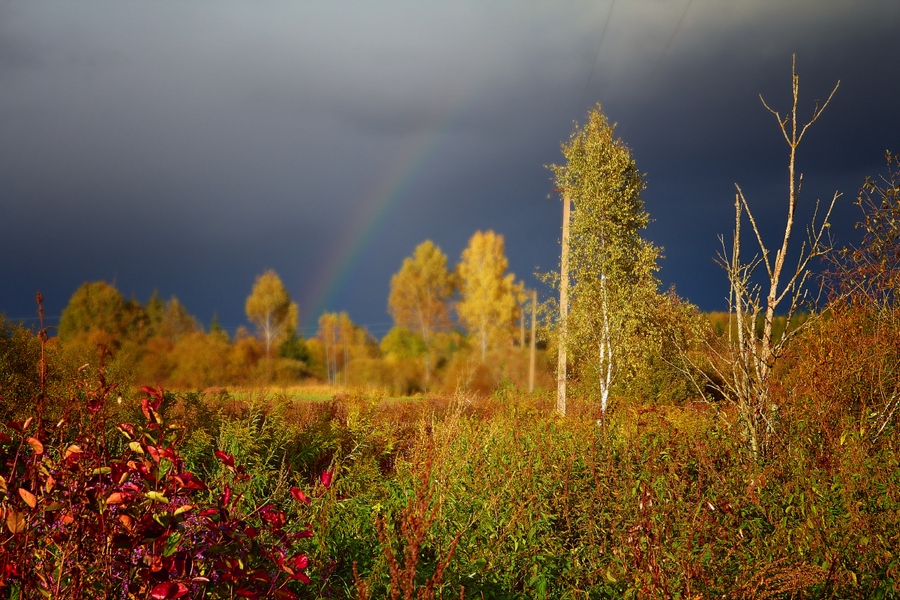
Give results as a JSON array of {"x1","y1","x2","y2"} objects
[
  {"x1": 577, "y1": 0, "x2": 616, "y2": 115},
  {"x1": 647, "y1": 0, "x2": 694, "y2": 88}
]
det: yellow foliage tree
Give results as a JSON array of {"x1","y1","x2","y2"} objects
[
  {"x1": 168, "y1": 331, "x2": 231, "y2": 388},
  {"x1": 316, "y1": 312, "x2": 376, "y2": 386},
  {"x1": 244, "y1": 270, "x2": 298, "y2": 357},
  {"x1": 156, "y1": 297, "x2": 198, "y2": 343},
  {"x1": 551, "y1": 105, "x2": 660, "y2": 417},
  {"x1": 58, "y1": 281, "x2": 135, "y2": 348},
  {"x1": 456, "y1": 230, "x2": 522, "y2": 359},
  {"x1": 387, "y1": 240, "x2": 454, "y2": 387}
]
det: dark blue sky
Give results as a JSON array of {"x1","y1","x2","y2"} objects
[{"x1": 2, "y1": 1, "x2": 898, "y2": 339}]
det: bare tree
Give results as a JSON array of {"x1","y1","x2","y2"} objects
[{"x1": 715, "y1": 57, "x2": 840, "y2": 459}]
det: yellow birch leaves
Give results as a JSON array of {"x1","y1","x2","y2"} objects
[
  {"x1": 245, "y1": 270, "x2": 298, "y2": 356},
  {"x1": 387, "y1": 240, "x2": 454, "y2": 345},
  {"x1": 457, "y1": 231, "x2": 522, "y2": 359}
]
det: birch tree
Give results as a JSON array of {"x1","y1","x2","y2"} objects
[
  {"x1": 156, "y1": 297, "x2": 198, "y2": 343},
  {"x1": 245, "y1": 269, "x2": 299, "y2": 357},
  {"x1": 456, "y1": 230, "x2": 522, "y2": 360},
  {"x1": 387, "y1": 240, "x2": 454, "y2": 388},
  {"x1": 317, "y1": 311, "x2": 373, "y2": 386},
  {"x1": 551, "y1": 105, "x2": 660, "y2": 418},
  {"x1": 717, "y1": 57, "x2": 839, "y2": 459}
]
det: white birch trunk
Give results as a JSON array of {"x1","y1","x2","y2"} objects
[{"x1": 598, "y1": 273, "x2": 613, "y2": 419}]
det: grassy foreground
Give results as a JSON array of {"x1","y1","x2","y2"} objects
[{"x1": 157, "y1": 386, "x2": 900, "y2": 599}]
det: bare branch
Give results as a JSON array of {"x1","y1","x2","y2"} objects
[
  {"x1": 736, "y1": 185, "x2": 774, "y2": 281},
  {"x1": 760, "y1": 94, "x2": 793, "y2": 146},
  {"x1": 796, "y1": 80, "x2": 840, "y2": 145}
]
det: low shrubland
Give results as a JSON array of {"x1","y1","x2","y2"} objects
[
  {"x1": 3, "y1": 370, "x2": 899, "y2": 597},
  {"x1": 3, "y1": 291, "x2": 900, "y2": 598}
]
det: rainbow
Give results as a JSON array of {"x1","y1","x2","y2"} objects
[
  {"x1": 300, "y1": 7, "x2": 552, "y2": 331},
  {"x1": 302, "y1": 128, "x2": 439, "y2": 328},
  {"x1": 301, "y1": 77, "x2": 488, "y2": 332}
]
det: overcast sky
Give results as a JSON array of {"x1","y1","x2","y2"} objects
[{"x1": 2, "y1": 0, "x2": 898, "y2": 338}]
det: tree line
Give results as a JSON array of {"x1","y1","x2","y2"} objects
[{"x1": 42, "y1": 230, "x2": 542, "y2": 394}]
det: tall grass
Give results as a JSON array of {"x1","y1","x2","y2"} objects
[
  {"x1": 3, "y1": 312, "x2": 899, "y2": 597},
  {"x1": 186, "y1": 388, "x2": 895, "y2": 598}
]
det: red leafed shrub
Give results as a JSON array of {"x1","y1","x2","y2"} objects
[
  {"x1": 0, "y1": 370, "x2": 321, "y2": 598},
  {"x1": 784, "y1": 150, "x2": 900, "y2": 453}
]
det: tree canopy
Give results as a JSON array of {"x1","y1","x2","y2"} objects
[
  {"x1": 552, "y1": 104, "x2": 660, "y2": 415},
  {"x1": 245, "y1": 270, "x2": 298, "y2": 357},
  {"x1": 58, "y1": 281, "x2": 135, "y2": 345},
  {"x1": 456, "y1": 230, "x2": 522, "y2": 359},
  {"x1": 156, "y1": 297, "x2": 198, "y2": 343},
  {"x1": 388, "y1": 240, "x2": 454, "y2": 386}
]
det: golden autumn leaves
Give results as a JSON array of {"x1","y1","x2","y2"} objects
[
  {"x1": 550, "y1": 104, "x2": 661, "y2": 414},
  {"x1": 245, "y1": 270, "x2": 299, "y2": 357},
  {"x1": 456, "y1": 231, "x2": 524, "y2": 360},
  {"x1": 388, "y1": 231, "x2": 524, "y2": 363}
]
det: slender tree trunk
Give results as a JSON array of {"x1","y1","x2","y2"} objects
[
  {"x1": 598, "y1": 274, "x2": 612, "y2": 418},
  {"x1": 419, "y1": 319, "x2": 432, "y2": 392},
  {"x1": 724, "y1": 61, "x2": 839, "y2": 460},
  {"x1": 558, "y1": 193, "x2": 571, "y2": 416},
  {"x1": 423, "y1": 350, "x2": 430, "y2": 392},
  {"x1": 330, "y1": 325, "x2": 336, "y2": 386},
  {"x1": 529, "y1": 289, "x2": 536, "y2": 393},
  {"x1": 730, "y1": 193, "x2": 760, "y2": 458},
  {"x1": 520, "y1": 309, "x2": 525, "y2": 348}
]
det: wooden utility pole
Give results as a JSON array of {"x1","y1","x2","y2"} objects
[
  {"x1": 520, "y1": 308, "x2": 525, "y2": 348},
  {"x1": 557, "y1": 192, "x2": 571, "y2": 416},
  {"x1": 529, "y1": 289, "x2": 537, "y2": 393}
]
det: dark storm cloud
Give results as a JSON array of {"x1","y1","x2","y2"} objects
[{"x1": 2, "y1": 1, "x2": 898, "y2": 335}]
